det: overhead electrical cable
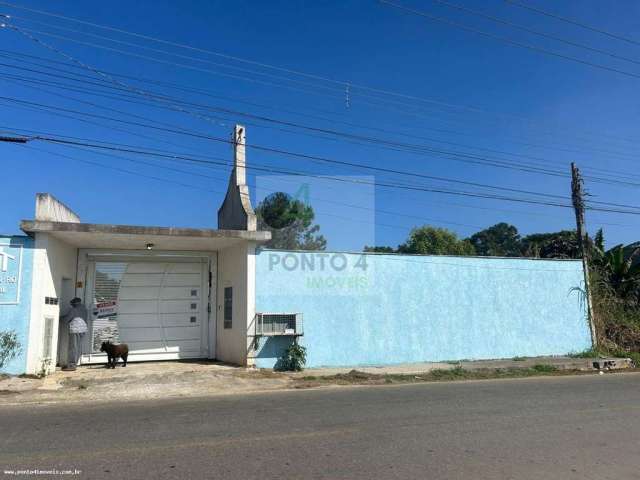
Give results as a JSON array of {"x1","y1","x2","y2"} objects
[
  {"x1": 504, "y1": 0, "x2": 640, "y2": 47},
  {"x1": 1, "y1": 3, "x2": 639, "y2": 148},
  {"x1": 379, "y1": 0, "x2": 640, "y2": 80},
  {"x1": 431, "y1": 0, "x2": 640, "y2": 67},
  {"x1": 3, "y1": 94, "x2": 640, "y2": 212},
  {"x1": 3, "y1": 125, "x2": 633, "y2": 228},
  {"x1": 0, "y1": 95, "x2": 580, "y2": 201},
  {"x1": 3, "y1": 52, "x2": 639, "y2": 172},
  {"x1": 2, "y1": 46, "x2": 639, "y2": 167},
  {"x1": 6, "y1": 68, "x2": 640, "y2": 190},
  {"x1": 5, "y1": 131, "x2": 640, "y2": 214}
]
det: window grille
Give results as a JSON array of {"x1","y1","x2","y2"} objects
[
  {"x1": 255, "y1": 313, "x2": 303, "y2": 336},
  {"x1": 42, "y1": 316, "x2": 54, "y2": 360},
  {"x1": 224, "y1": 287, "x2": 233, "y2": 329}
]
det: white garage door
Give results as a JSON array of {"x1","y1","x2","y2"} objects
[{"x1": 86, "y1": 258, "x2": 210, "y2": 362}]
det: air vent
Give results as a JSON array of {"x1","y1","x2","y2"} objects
[{"x1": 255, "y1": 313, "x2": 303, "y2": 337}]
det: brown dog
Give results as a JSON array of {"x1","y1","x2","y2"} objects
[{"x1": 100, "y1": 341, "x2": 129, "y2": 368}]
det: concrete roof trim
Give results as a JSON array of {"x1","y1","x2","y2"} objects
[{"x1": 20, "y1": 220, "x2": 271, "y2": 241}]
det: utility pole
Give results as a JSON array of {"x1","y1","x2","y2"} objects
[{"x1": 571, "y1": 162, "x2": 597, "y2": 347}]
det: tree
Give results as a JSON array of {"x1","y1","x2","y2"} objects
[
  {"x1": 256, "y1": 192, "x2": 326, "y2": 250},
  {"x1": 0, "y1": 330, "x2": 21, "y2": 370},
  {"x1": 398, "y1": 226, "x2": 476, "y2": 256},
  {"x1": 468, "y1": 223, "x2": 521, "y2": 257},
  {"x1": 599, "y1": 244, "x2": 640, "y2": 301},
  {"x1": 363, "y1": 246, "x2": 396, "y2": 253},
  {"x1": 520, "y1": 230, "x2": 581, "y2": 259}
]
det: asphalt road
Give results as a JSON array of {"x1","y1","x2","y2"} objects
[{"x1": 2, "y1": 373, "x2": 640, "y2": 480}]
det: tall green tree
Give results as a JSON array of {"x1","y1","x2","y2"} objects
[
  {"x1": 468, "y1": 223, "x2": 521, "y2": 257},
  {"x1": 363, "y1": 246, "x2": 396, "y2": 253},
  {"x1": 256, "y1": 192, "x2": 326, "y2": 250},
  {"x1": 520, "y1": 230, "x2": 581, "y2": 259},
  {"x1": 398, "y1": 226, "x2": 475, "y2": 256}
]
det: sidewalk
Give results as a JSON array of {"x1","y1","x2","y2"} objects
[
  {"x1": 0, "y1": 360, "x2": 292, "y2": 406},
  {"x1": 0, "y1": 356, "x2": 633, "y2": 406}
]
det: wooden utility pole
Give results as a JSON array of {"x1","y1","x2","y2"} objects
[{"x1": 571, "y1": 162, "x2": 597, "y2": 347}]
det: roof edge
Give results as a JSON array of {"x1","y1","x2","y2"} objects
[{"x1": 20, "y1": 220, "x2": 271, "y2": 241}]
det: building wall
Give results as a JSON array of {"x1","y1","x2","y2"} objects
[
  {"x1": 216, "y1": 242, "x2": 256, "y2": 366},
  {"x1": 254, "y1": 250, "x2": 593, "y2": 369},
  {"x1": 0, "y1": 236, "x2": 34, "y2": 375},
  {"x1": 26, "y1": 233, "x2": 78, "y2": 374}
]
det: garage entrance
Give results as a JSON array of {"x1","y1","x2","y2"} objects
[{"x1": 80, "y1": 253, "x2": 215, "y2": 364}]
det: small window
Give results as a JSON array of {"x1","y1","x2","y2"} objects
[
  {"x1": 191, "y1": 289, "x2": 198, "y2": 297},
  {"x1": 224, "y1": 287, "x2": 233, "y2": 329},
  {"x1": 42, "y1": 316, "x2": 54, "y2": 360},
  {"x1": 190, "y1": 303, "x2": 197, "y2": 310},
  {"x1": 190, "y1": 316, "x2": 197, "y2": 323}
]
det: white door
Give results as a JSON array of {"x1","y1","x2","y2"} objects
[{"x1": 85, "y1": 258, "x2": 210, "y2": 363}]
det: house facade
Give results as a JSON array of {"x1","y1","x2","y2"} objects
[{"x1": 1, "y1": 125, "x2": 593, "y2": 375}]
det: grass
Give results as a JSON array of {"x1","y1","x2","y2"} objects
[
  {"x1": 531, "y1": 364, "x2": 558, "y2": 373},
  {"x1": 567, "y1": 348, "x2": 599, "y2": 359},
  {"x1": 512, "y1": 356, "x2": 527, "y2": 361},
  {"x1": 567, "y1": 347, "x2": 640, "y2": 367},
  {"x1": 296, "y1": 364, "x2": 572, "y2": 388}
]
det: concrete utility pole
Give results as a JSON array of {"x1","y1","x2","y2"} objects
[
  {"x1": 571, "y1": 162, "x2": 597, "y2": 347},
  {"x1": 571, "y1": 163, "x2": 587, "y2": 258}
]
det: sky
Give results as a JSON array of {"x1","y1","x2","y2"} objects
[{"x1": 1, "y1": 0, "x2": 639, "y2": 251}]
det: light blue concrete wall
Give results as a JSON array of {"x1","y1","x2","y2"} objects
[
  {"x1": 254, "y1": 250, "x2": 592, "y2": 369},
  {"x1": 0, "y1": 236, "x2": 34, "y2": 375}
]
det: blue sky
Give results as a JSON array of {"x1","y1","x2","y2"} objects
[{"x1": 1, "y1": 0, "x2": 639, "y2": 250}]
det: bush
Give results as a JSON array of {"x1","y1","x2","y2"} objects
[
  {"x1": 590, "y1": 268, "x2": 640, "y2": 359},
  {"x1": 276, "y1": 343, "x2": 307, "y2": 372},
  {"x1": 0, "y1": 330, "x2": 21, "y2": 370}
]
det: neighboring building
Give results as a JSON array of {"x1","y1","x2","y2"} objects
[{"x1": 0, "y1": 125, "x2": 593, "y2": 375}]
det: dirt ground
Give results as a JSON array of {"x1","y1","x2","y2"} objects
[
  {"x1": 0, "y1": 360, "x2": 296, "y2": 406},
  {"x1": 0, "y1": 356, "x2": 631, "y2": 406}
]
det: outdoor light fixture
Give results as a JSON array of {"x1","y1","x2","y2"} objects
[{"x1": 145, "y1": 243, "x2": 154, "y2": 250}]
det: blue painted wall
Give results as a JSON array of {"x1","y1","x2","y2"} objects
[
  {"x1": 254, "y1": 250, "x2": 592, "y2": 369},
  {"x1": 0, "y1": 236, "x2": 34, "y2": 375}
]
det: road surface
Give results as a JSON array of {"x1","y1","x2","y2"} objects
[{"x1": 2, "y1": 373, "x2": 640, "y2": 479}]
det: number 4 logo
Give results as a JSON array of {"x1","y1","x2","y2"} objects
[{"x1": 0, "y1": 247, "x2": 15, "y2": 272}]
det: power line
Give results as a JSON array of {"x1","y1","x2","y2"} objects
[
  {"x1": 3, "y1": 123, "x2": 634, "y2": 228},
  {"x1": 3, "y1": 44, "x2": 640, "y2": 169},
  {"x1": 11, "y1": 122, "x2": 591, "y2": 223},
  {"x1": 8, "y1": 68, "x2": 640, "y2": 191},
  {"x1": 2, "y1": 132, "x2": 572, "y2": 206},
  {"x1": 0, "y1": 68, "x2": 591, "y2": 184},
  {"x1": 4, "y1": 47, "x2": 640, "y2": 178},
  {"x1": 2, "y1": 3, "x2": 639, "y2": 149},
  {"x1": 4, "y1": 92, "x2": 640, "y2": 212},
  {"x1": 5, "y1": 67, "x2": 637, "y2": 203},
  {"x1": 504, "y1": 0, "x2": 640, "y2": 47},
  {"x1": 5, "y1": 131, "x2": 640, "y2": 214},
  {"x1": 17, "y1": 143, "x2": 592, "y2": 272},
  {"x1": 4, "y1": 46, "x2": 639, "y2": 195},
  {"x1": 380, "y1": 0, "x2": 640, "y2": 80},
  {"x1": 0, "y1": 95, "x2": 579, "y2": 202},
  {"x1": 13, "y1": 142, "x2": 485, "y2": 235},
  {"x1": 1, "y1": 14, "x2": 638, "y2": 214},
  {"x1": 432, "y1": 0, "x2": 640, "y2": 67},
  {"x1": 65, "y1": 143, "x2": 487, "y2": 231}
]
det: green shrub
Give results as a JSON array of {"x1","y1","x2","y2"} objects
[
  {"x1": 532, "y1": 364, "x2": 558, "y2": 373},
  {"x1": 276, "y1": 343, "x2": 307, "y2": 372},
  {"x1": 0, "y1": 330, "x2": 21, "y2": 370}
]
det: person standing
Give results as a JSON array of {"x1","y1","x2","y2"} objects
[{"x1": 62, "y1": 297, "x2": 88, "y2": 371}]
